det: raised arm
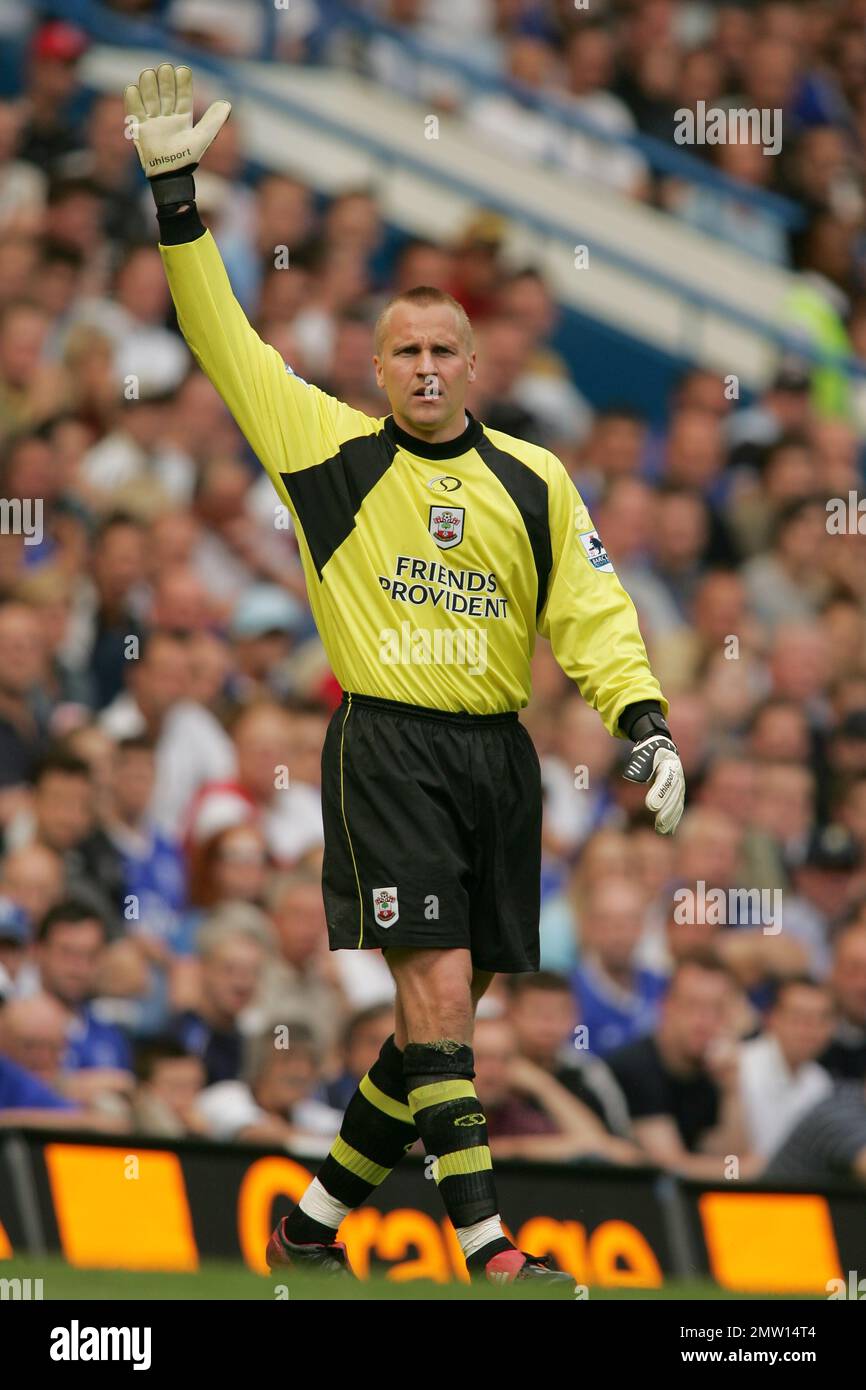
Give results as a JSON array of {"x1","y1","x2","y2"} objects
[{"x1": 124, "y1": 64, "x2": 380, "y2": 488}]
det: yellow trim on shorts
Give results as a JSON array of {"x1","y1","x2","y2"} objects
[{"x1": 339, "y1": 694, "x2": 365, "y2": 948}]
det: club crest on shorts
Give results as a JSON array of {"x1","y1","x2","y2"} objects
[
  {"x1": 429, "y1": 505, "x2": 465, "y2": 549},
  {"x1": 372, "y1": 886, "x2": 399, "y2": 927},
  {"x1": 578, "y1": 530, "x2": 615, "y2": 573}
]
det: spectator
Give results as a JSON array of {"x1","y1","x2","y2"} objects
[
  {"x1": 0, "y1": 896, "x2": 30, "y2": 1001},
  {"x1": 607, "y1": 956, "x2": 760, "y2": 1179},
  {"x1": 67, "y1": 511, "x2": 148, "y2": 712},
  {"x1": 467, "y1": 36, "x2": 565, "y2": 175},
  {"x1": 321, "y1": 1004, "x2": 396, "y2": 1112},
  {"x1": 196, "y1": 1022, "x2": 342, "y2": 1153},
  {"x1": 472, "y1": 1016, "x2": 639, "y2": 1163},
  {"x1": 821, "y1": 924, "x2": 866, "y2": 1080},
  {"x1": 741, "y1": 497, "x2": 832, "y2": 632},
  {"x1": 104, "y1": 735, "x2": 186, "y2": 926},
  {"x1": 17, "y1": 22, "x2": 89, "y2": 174},
  {"x1": 0, "y1": 843, "x2": 64, "y2": 929},
  {"x1": 0, "y1": 1050, "x2": 79, "y2": 1125},
  {"x1": 80, "y1": 381, "x2": 195, "y2": 507},
  {"x1": 247, "y1": 866, "x2": 345, "y2": 1061},
  {"x1": 226, "y1": 589, "x2": 306, "y2": 703},
  {"x1": 186, "y1": 700, "x2": 324, "y2": 867},
  {"x1": 539, "y1": 828, "x2": 631, "y2": 974},
  {"x1": 575, "y1": 410, "x2": 647, "y2": 503},
  {"x1": 538, "y1": 694, "x2": 620, "y2": 860},
  {"x1": 0, "y1": 600, "x2": 50, "y2": 795},
  {"x1": 506, "y1": 971, "x2": 633, "y2": 1137},
  {"x1": 648, "y1": 488, "x2": 711, "y2": 620},
  {"x1": 5, "y1": 748, "x2": 123, "y2": 930},
  {"x1": 168, "y1": 925, "x2": 266, "y2": 1085},
  {"x1": 0, "y1": 991, "x2": 69, "y2": 1085},
  {"x1": 739, "y1": 977, "x2": 834, "y2": 1156},
  {"x1": 561, "y1": 23, "x2": 648, "y2": 195},
  {"x1": 466, "y1": 315, "x2": 544, "y2": 444},
  {"x1": 31, "y1": 900, "x2": 133, "y2": 1073},
  {"x1": 570, "y1": 877, "x2": 667, "y2": 1056},
  {"x1": 0, "y1": 300, "x2": 68, "y2": 439},
  {"x1": 495, "y1": 266, "x2": 593, "y2": 448},
  {"x1": 15, "y1": 566, "x2": 94, "y2": 711},
  {"x1": 0, "y1": 101, "x2": 45, "y2": 230},
  {"x1": 726, "y1": 362, "x2": 813, "y2": 468},
  {"x1": 186, "y1": 823, "x2": 270, "y2": 917},
  {"x1": 747, "y1": 698, "x2": 813, "y2": 766},
  {"x1": 764, "y1": 1077, "x2": 866, "y2": 1185},
  {"x1": 101, "y1": 629, "x2": 235, "y2": 837},
  {"x1": 130, "y1": 1037, "x2": 207, "y2": 1137},
  {"x1": 670, "y1": 138, "x2": 789, "y2": 266},
  {"x1": 784, "y1": 826, "x2": 863, "y2": 975},
  {"x1": 68, "y1": 243, "x2": 189, "y2": 397},
  {"x1": 59, "y1": 93, "x2": 143, "y2": 248},
  {"x1": 593, "y1": 479, "x2": 685, "y2": 642}
]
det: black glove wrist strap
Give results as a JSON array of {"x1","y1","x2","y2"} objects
[
  {"x1": 149, "y1": 167, "x2": 197, "y2": 210},
  {"x1": 619, "y1": 700, "x2": 671, "y2": 743},
  {"x1": 628, "y1": 710, "x2": 673, "y2": 744}
]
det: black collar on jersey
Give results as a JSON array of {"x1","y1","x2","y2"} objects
[{"x1": 383, "y1": 410, "x2": 483, "y2": 459}]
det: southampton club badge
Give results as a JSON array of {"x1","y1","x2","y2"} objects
[
  {"x1": 429, "y1": 505, "x2": 465, "y2": 550},
  {"x1": 372, "y1": 887, "x2": 399, "y2": 928},
  {"x1": 578, "y1": 530, "x2": 615, "y2": 573}
]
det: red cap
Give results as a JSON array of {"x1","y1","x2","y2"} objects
[{"x1": 31, "y1": 21, "x2": 89, "y2": 63}]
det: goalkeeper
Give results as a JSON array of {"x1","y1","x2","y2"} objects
[{"x1": 125, "y1": 65, "x2": 685, "y2": 1289}]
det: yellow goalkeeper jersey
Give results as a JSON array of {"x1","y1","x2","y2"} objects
[{"x1": 159, "y1": 229, "x2": 666, "y2": 730}]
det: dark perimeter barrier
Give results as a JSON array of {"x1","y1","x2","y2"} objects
[{"x1": 1, "y1": 1128, "x2": 864, "y2": 1294}]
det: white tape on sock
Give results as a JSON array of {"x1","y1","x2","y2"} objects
[
  {"x1": 299, "y1": 1177, "x2": 352, "y2": 1231},
  {"x1": 455, "y1": 1213, "x2": 506, "y2": 1259}
]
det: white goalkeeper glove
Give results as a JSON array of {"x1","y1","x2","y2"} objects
[
  {"x1": 124, "y1": 63, "x2": 231, "y2": 206},
  {"x1": 622, "y1": 713, "x2": 685, "y2": 836}
]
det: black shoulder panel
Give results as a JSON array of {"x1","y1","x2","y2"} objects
[
  {"x1": 280, "y1": 429, "x2": 398, "y2": 581},
  {"x1": 474, "y1": 434, "x2": 553, "y2": 617}
]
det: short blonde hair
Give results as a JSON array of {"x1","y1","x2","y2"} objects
[{"x1": 374, "y1": 286, "x2": 473, "y2": 356}]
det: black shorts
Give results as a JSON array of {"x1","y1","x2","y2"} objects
[{"x1": 321, "y1": 692, "x2": 542, "y2": 973}]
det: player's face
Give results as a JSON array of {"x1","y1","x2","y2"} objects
[{"x1": 374, "y1": 302, "x2": 476, "y2": 439}]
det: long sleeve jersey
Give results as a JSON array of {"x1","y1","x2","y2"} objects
[{"x1": 159, "y1": 224, "x2": 666, "y2": 731}]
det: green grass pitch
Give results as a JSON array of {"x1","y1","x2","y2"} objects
[{"x1": 0, "y1": 1256, "x2": 821, "y2": 1300}]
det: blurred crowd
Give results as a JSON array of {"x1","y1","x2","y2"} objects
[
  {"x1": 1, "y1": 9, "x2": 866, "y2": 1187},
  {"x1": 74, "y1": 0, "x2": 866, "y2": 281}
]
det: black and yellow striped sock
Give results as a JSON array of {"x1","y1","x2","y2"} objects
[
  {"x1": 404, "y1": 1040, "x2": 505, "y2": 1232},
  {"x1": 285, "y1": 1033, "x2": 417, "y2": 1245}
]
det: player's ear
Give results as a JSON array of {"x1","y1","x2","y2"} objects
[
  {"x1": 373, "y1": 355, "x2": 384, "y2": 388},
  {"x1": 467, "y1": 352, "x2": 477, "y2": 383}
]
